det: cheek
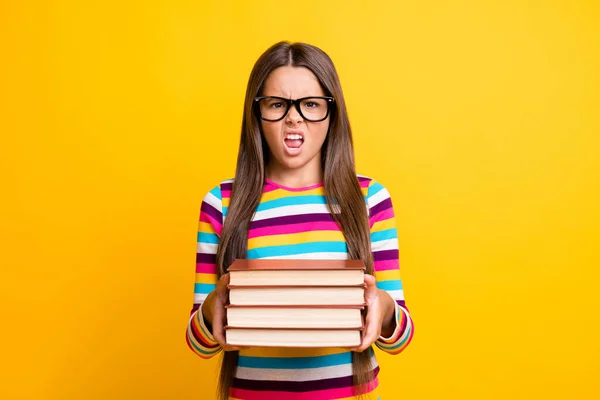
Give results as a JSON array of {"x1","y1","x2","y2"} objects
[
  {"x1": 261, "y1": 122, "x2": 282, "y2": 148},
  {"x1": 309, "y1": 122, "x2": 330, "y2": 147}
]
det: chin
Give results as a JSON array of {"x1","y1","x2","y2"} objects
[
  {"x1": 275, "y1": 154, "x2": 313, "y2": 170},
  {"x1": 282, "y1": 158, "x2": 309, "y2": 170}
]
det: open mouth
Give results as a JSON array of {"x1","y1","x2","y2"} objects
[{"x1": 284, "y1": 133, "x2": 304, "y2": 155}]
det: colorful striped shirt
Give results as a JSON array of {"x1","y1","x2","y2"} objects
[{"x1": 186, "y1": 175, "x2": 414, "y2": 400}]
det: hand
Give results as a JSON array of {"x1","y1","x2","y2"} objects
[
  {"x1": 202, "y1": 273, "x2": 245, "y2": 351},
  {"x1": 350, "y1": 274, "x2": 393, "y2": 353}
]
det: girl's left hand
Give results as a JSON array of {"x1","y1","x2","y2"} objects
[{"x1": 350, "y1": 274, "x2": 387, "y2": 353}]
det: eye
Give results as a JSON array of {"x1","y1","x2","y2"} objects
[
  {"x1": 304, "y1": 101, "x2": 319, "y2": 108},
  {"x1": 269, "y1": 101, "x2": 285, "y2": 109}
]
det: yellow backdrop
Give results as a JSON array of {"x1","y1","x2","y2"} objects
[{"x1": 2, "y1": 0, "x2": 599, "y2": 399}]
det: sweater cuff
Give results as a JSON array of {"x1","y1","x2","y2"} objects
[
  {"x1": 375, "y1": 303, "x2": 414, "y2": 355},
  {"x1": 378, "y1": 302, "x2": 402, "y2": 343},
  {"x1": 196, "y1": 301, "x2": 219, "y2": 345}
]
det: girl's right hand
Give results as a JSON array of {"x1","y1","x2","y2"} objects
[{"x1": 202, "y1": 273, "x2": 244, "y2": 351}]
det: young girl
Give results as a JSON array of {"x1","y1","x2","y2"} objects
[{"x1": 186, "y1": 41, "x2": 414, "y2": 400}]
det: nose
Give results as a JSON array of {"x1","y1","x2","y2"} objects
[{"x1": 285, "y1": 102, "x2": 303, "y2": 124}]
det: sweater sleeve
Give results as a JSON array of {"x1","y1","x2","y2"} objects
[
  {"x1": 367, "y1": 179, "x2": 415, "y2": 355},
  {"x1": 185, "y1": 184, "x2": 224, "y2": 359}
]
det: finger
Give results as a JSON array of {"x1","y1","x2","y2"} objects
[
  {"x1": 364, "y1": 274, "x2": 378, "y2": 298},
  {"x1": 350, "y1": 315, "x2": 371, "y2": 352},
  {"x1": 355, "y1": 327, "x2": 379, "y2": 353},
  {"x1": 221, "y1": 328, "x2": 247, "y2": 352},
  {"x1": 211, "y1": 301, "x2": 227, "y2": 347},
  {"x1": 211, "y1": 295, "x2": 245, "y2": 351},
  {"x1": 214, "y1": 327, "x2": 246, "y2": 352},
  {"x1": 221, "y1": 272, "x2": 231, "y2": 285},
  {"x1": 217, "y1": 273, "x2": 231, "y2": 294},
  {"x1": 349, "y1": 313, "x2": 366, "y2": 352},
  {"x1": 364, "y1": 274, "x2": 376, "y2": 287},
  {"x1": 222, "y1": 344, "x2": 245, "y2": 352},
  {"x1": 357, "y1": 330, "x2": 379, "y2": 352},
  {"x1": 355, "y1": 306, "x2": 382, "y2": 352}
]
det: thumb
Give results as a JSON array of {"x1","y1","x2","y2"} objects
[
  {"x1": 216, "y1": 273, "x2": 231, "y2": 302},
  {"x1": 218, "y1": 272, "x2": 231, "y2": 289},
  {"x1": 364, "y1": 274, "x2": 378, "y2": 297}
]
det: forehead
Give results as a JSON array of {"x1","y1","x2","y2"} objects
[{"x1": 262, "y1": 66, "x2": 325, "y2": 97}]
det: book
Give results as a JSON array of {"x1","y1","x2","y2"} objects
[
  {"x1": 224, "y1": 259, "x2": 367, "y2": 348},
  {"x1": 225, "y1": 327, "x2": 362, "y2": 348},
  {"x1": 227, "y1": 259, "x2": 365, "y2": 286},
  {"x1": 228, "y1": 285, "x2": 366, "y2": 306},
  {"x1": 225, "y1": 305, "x2": 364, "y2": 329}
]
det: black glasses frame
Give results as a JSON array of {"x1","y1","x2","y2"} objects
[{"x1": 253, "y1": 96, "x2": 335, "y2": 122}]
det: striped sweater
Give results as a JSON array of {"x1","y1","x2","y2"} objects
[{"x1": 186, "y1": 176, "x2": 414, "y2": 400}]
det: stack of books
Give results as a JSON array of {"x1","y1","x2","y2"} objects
[{"x1": 225, "y1": 259, "x2": 366, "y2": 348}]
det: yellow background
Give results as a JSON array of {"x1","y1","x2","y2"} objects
[{"x1": 2, "y1": 0, "x2": 599, "y2": 399}]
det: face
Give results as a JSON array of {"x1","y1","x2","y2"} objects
[{"x1": 258, "y1": 66, "x2": 330, "y2": 174}]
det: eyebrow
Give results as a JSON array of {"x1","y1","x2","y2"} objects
[{"x1": 260, "y1": 94, "x2": 325, "y2": 98}]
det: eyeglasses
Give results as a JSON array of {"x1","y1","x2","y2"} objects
[{"x1": 254, "y1": 96, "x2": 335, "y2": 122}]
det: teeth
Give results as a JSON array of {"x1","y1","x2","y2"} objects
[{"x1": 286, "y1": 134, "x2": 303, "y2": 140}]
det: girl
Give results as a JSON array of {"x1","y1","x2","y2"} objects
[{"x1": 186, "y1": 41, "x2": 414, "y2": 400}]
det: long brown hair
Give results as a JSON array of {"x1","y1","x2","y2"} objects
[{"x1": 215, "y1": 41, "x2": 375, "y2": 399}]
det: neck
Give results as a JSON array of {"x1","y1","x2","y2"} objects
[{"x1": 266, "y1": 156, "x2": 323, "y2": 189}]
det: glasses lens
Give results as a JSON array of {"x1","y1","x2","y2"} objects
[
  {"x1": 258, "y1": 98, "x2": 288, "y2": 121},
  {"x1": 299, "y1": 98, "x2": 329, "y2": 121}
]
